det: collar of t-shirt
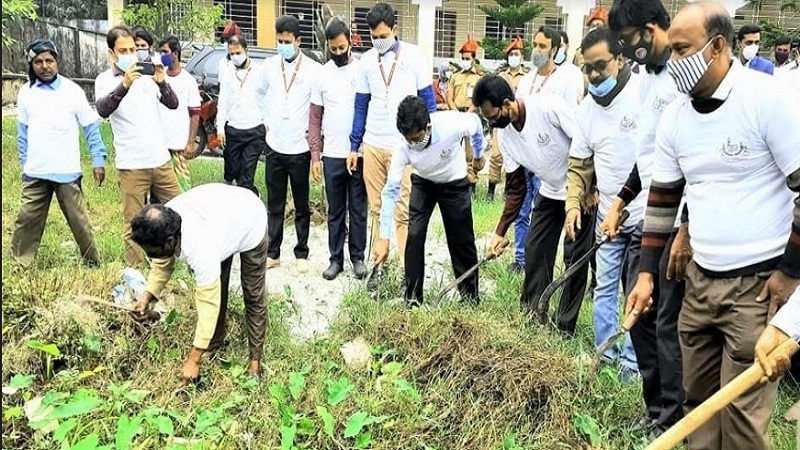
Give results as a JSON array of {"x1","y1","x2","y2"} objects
[
  {"x1": 645, "y1": 48, "x2": 670, "y2": 74},
  {"x1": 380, "y1": 39, "x2": 400, "y2": 56},
  {"x1": 690, "y1": 60, "x2": 739, "y2": 114},
  {"x1": 34, "y1": 76, "x2": 62, "y2": 90}
]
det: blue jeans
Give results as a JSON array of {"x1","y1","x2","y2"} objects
[
  {"x1": 513, "y1": 172, "x2": 541, "y2": 266},
  {"x1": 593, "y1": 210, "x2": 639, "y2": 370}
]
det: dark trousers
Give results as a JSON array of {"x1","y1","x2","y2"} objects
[
  {"x1": 210, "y1": 235, "x2": 268, "y2": 360},
  {"x1": 627, "y1": 227, "x2": 685, "y2": 429},
  {"x1": 265, "y1": 148, "x2": 310, "y2": 260},
  {"x1": 405, "y1": 175, "x2": 478, "y2": 303},
  {"x1": 523, "y1": 196, "x2": 595, "y2": 333},
  {"x1": 323, "y1": 156, "x2": 367, "y2": 265},
  {"x1": 224, "y1": 124, "x2": 265, "y2": 196}
]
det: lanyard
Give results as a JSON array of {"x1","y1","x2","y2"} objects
[
  {"x1": 281, "y1": 53, "x2": 303, "y2": 94},
  {"x1": 378, "y1": 45, "x2": 400, "y2": 92},
  {"x1": 529, "y1": 66, "x2": 557, "y2": 95},
  {"x1": 235, "y1": 65, "x2": 251, "y2": 88}
]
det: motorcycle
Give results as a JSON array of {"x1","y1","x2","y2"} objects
[{"x1": 195, "y1": 85, "x2": 223, "y2": 157}]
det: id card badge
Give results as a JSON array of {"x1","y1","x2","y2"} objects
[{"x1": 467, "y1": 84, "x2": 474, "y2": 98}]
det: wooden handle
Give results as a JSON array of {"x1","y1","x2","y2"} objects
[
  {"x1": 621, "y1": 311, "x2": 638, "y2": 332},
  {"x1": 618, "y1": 209, "x2": 631, "y2": 226},
  {"x1": 646, "y1": 338, "x2": 800, "y2": 450},
  {"x1": 79, "y1": 295, "x2": 137, "y2": 312}
]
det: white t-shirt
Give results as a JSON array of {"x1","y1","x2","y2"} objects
[
  {"x1": 166, "y1": 183, "x2": 267, "y2": 286},
  {"x1": 653, "y1": 61, "x2": 800, "y2": 271},
  {"x1": 310, "y1": 58, "x2": 361, "y2": 159},
  {"x1": 18, "y1": 77, "x2": 98, "y2": 176},
  {"x1": 517, "y1": 64, "x2": 583, "y2": 110},
  {"x1": 217, "y1": 60, "x2": 265, "y2": 133},
  {"x1": 499, "y1": 94, "x2": 576, "y2": 201},
  {"x1": 570, "y1": 74, "x2": 645, "y2": 221},
  {"x1": 161, "y1": 68, "x2": 202, "y2": 150},
  {"x1": 95, "y1": 69, "x2": 170, "y2": 170},
  {"x1": 356, "y1": 41, "x2": 432, "y2": 152},
  {"x1": 260, "y1": 53, "x2": 321, "y2": 155}
]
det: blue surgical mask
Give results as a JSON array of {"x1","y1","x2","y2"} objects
[
  {"x1": 508, "y1": 55, "x2": 521, "y2": 68},
  {"x1": 554, "y1": 48, "x2": 566, "y2": 65},
  {"x1": 136, "y1": 49, "x2": 151, "y2": 62},
  {"x1": 588, "y1": 76, "x2": 618, "y2": 97},
  {"x1": 116, "y1": 53, "x2": 137, "y2": 72},
  {"x1": 277, "y1": 43, "x2": 296, "y2": 61}
]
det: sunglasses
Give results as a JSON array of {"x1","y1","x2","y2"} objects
[{"x1": 582, "y1": 57, "x2": 616, "y2": 74}]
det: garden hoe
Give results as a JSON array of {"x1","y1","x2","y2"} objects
[
  {"x1": 439, "y1": 238, "x2": 510, "y2": 298},
  {"x1": 645, "y1": 337, "x2": 799, "y2": 450},
  {"x1": 592, "y1": 310, "x2": 639, "y2": 370},
  {"x1": 79, "y1": 295, "x2": 161, "y2": 322}
]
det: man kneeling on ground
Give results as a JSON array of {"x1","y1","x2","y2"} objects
[{"x1": 131, "y1": 183, "x2": 268, "y2": 382}]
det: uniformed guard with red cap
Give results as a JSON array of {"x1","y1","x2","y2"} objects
[{"x1": 448, "y1": 35, "x2": 484, "y2": 194}]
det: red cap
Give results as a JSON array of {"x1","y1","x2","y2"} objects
[
  {"x1": 459, "y1": 35, "x2": 479, "y2": 54},
  {"x1": 587, "y1": 6, "x2": 608, "y2": 26},
  {"x1": 505, "y1": 37, "x2": 524, "y2": 54}
]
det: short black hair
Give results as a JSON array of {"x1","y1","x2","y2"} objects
[
  {"x1": 608, "y1": 0, "x2": 670, "y2": 32},
  {"x1": 559, "y1": 30, "x2": 569, "y2": 45},
  {"x1": 131, "y1": 26, "x2": 154, "y2": 46},
  {"x1": 276, "y1": 14, "x2": 301, "y2": 37},
  {"x1": 535, "y1": 26, "x2": 561, "y2": 50},
  {"x1": 227, "y1": 35, "x2": 248, "y2": 49},
  {"x1": 775, "y1": 35, "x2": 792, "y2": 47},
  {"x1": 472, "y1": 74, "x2": 515, "y2": 108},
  {"x1": 396, "y1": 96, "x2": 430, "y2": 135},
  {"x1": 130, "y1": 205, "x2": 182, "y2": 248},
  {"x1": 158, "y1": 35, "x2": 181, "y2": 59},
  {"x1": 707, "y1": 12, "x2": 735, "y2": 47},
  {"x1": 106, "y1": 25, "x2": 133, "y2": 49},
  {"x1": 366, "y1": 3, "x2": 396, "y2": 30},
  {"x1": 325, "y1": 17, "x2": 350, "y2": 41},
  {"x1": 581, "y1": 27, "x2": 623, "y2": 56},
  {"x1": 737, "y1": 24, "x2": 761, "y2": 41}
]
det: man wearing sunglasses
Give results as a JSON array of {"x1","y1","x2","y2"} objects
[
  {"x1": 604, "y1": 0, "x2": 685, "y2": 438},
  {"x1": 565, "y1": 28, "x2": 644, "y2": 384},
  {"x1": 626, "y1": 3, "x2": 800, "y2": 449},
  {"x1": 373, "y1": 96, "x2": 485, "y2": 305}
]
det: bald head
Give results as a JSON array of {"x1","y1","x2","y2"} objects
[
  {"x1": 130, "y1": 204, "x2": 182, "y2": 257},
  {"x1": 671, "y1": 2, "x2": 735, "y2": 49}
]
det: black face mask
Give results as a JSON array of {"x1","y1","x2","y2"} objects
[
  {"x1": 331, "y1": 50, "x2": 350, "y2": 67},
  {"x1": 623, "y1": 29, "x2": 653, "y2": 65},
  {"x1": 490, "y1": 113, "x2": 512, "y2": 129}
]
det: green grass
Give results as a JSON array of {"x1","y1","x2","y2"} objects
[{"x1": 1, "y1": 116, "x2": 797, "y2": 450}]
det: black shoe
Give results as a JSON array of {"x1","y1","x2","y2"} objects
[
  {"x1": 367, "y1": 266, "x2": 382, "y2": 292},
  {"x1": 352, "y1": 260, "x2": 368, "y2": 279},
  {"x1": 322, "y1": 262, "x2": 343, "y2": 280}
]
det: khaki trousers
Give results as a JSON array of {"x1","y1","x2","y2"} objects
[
  {"x1": 11, "y1": 177, "x2": 98, "y2": 265},
  {"x1": 118, "y1": 163, "x2": 182, "y2": 266},
  {"x1": 680, "y1": 262, "x2": 780, "y2": 450},
  {"x1": 363, "y1": 143, "x2": 411, "y2": 258},
  {"x1": 488, "y1": 130, "x2": 504, "y2": 184}
]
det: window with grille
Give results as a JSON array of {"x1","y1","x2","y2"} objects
[
  {"x1": 215, "y1": 0, "x2": 257, "y2": 43},
  {"x1": 353, "y1": 7, "x2": 373, "y2": 50},
  {"x1": 281, "y1": 0, "x2": 321, "y2": 49},
  {"x1": 484, "y1": 17, "x2": 526, "y2": 41},
  {"x1": 543, "y1": 16, "x2": 564, "y2": 31},
  {"x1": 435, "y1": 10, "x2": 457, "y2": 58}
]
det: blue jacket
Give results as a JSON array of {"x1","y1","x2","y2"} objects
[{"x1": 746, "y1": 56, "x2": 775, "y2": 75}]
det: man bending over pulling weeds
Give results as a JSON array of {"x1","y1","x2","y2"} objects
[{"x1": 130, "y1": 184, "x2": 268, "y2": 383}]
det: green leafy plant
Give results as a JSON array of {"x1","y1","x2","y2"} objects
[
  {"x1": 1, "y1": 0, "x2": 37, "y2": 47},
  {"x1": 27, "y1": 340, "x2": 62, "y2": 380},
  {"x1": 478, "y1": 0, "x2": 543, "y2": 59},
  {"x1": 119, "y1": 0, "x2": 225, "y2": 45},
  {"x1": 572, "y1": 413, "x2": 602, "y2": 446}
]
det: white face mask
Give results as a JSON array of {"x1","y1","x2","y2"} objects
[
  {"x1": 230, "y1": 53, "x2": 247, "y2": 67},
  {"x1": 742, "y1": 44, "x2": 759, "y2": 61},
  {"x1": 459, "y1": 59, "x2": 472, "y2": 71},
  {"x1": 508, "y1": 55, "x2": 521, "y2": 68}
]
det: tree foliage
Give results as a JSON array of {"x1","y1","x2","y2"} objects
[
  {"x1": 2, "y1": 0, "x2": 38, "y2": 47},
  {"x1": 36, "y1": 0, "x2": 106, "y2": 21},
  {"x1": 758, "y1": 19, "x2": 800, "y2": 47},
  {"x1": 477, "y1": 0, "x2": 543, "y2": 60},
  {"x1": 119, "y1": 0, "x2": 225, "y2": 44}
]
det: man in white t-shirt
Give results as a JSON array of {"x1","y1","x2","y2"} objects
[
  {"x1": 475, "y1": 75, "x2": 593, "y2": 335},
  {"x1": 12, "y1": 39, "x2": 107, "y2": 266},
  {"x1": 308, "y1": 19, "x2": 369, "y2": 281},
  {"x1": 556, "y1": 30, "x2": 587, "y2": 98},
  {"x1": 95, "y1": 25, "x2": 182, "y2": 266},
  {"x1": 131, "y1": 184, "x2": 268, "y2": 384},
  {"x1": 626, "y1": 4, "x2": 800, "y2": 449},
  {"x1": 373, "y1": 96, "x2": 485, "y2": 305},
  {"x1": 565, "y1": 28, "x2": 643, "y2": 381},
  {"x1": 347, "y1": 2, "x2": 438, "y2": 288},
  {"x1": 258, "y1": 15, "x2": 321, "y2": 274},
  {"x1": 517, "y1": 26, "x2": 584, "y2": 109},
  {"x1": 158, "y1": 36, "x2": 202, "y2": 192}
]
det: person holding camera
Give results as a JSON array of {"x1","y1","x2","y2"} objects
[{"x1": 95, "y1": 25, "x2": 182, "y2": 266}]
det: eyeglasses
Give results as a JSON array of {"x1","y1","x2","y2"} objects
[{"x1": 582, "y1": 57, "x2": 616, "y2": 74}]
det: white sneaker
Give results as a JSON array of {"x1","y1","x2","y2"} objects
[
  {"x1": 267, "y1": 258, "x2": 281, "y2": 269},
  {"x1": 295, "y1": 258, "x2": 310, "y2": 274}
]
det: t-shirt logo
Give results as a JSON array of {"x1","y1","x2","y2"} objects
[
  {"x1": 720, "y1": 138, "x2": 749, "y2": 160},
  {"x1": 440, "y1": 147, "x2": 454, "y2": 159},
  {"x1": 537, "y1": 132, "x2": 551, "y2": 146},
  {"x1": 620, "y1": 116, "x2": 637, "y2": 132},
  {"x1": 652, "y1": 97, "x2": 667, "y2": 112}
]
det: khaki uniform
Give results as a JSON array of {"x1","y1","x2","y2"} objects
[
  {"x1": 489, "y1": 66, "x2": 530, "y2": 184},
  {"x1": 449, "y1": 69, "x2": 482, "y2": 184}
]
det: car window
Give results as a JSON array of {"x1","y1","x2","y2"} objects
[{"x1": 202, "y1": 51, "x2": 228, "y2": 77}]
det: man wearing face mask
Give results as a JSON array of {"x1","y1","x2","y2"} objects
[
  {"x1": 217, "y1": 35, "x2": 266, "y2": 196},
  {"x1": 95, "y1": 25, "x2": 182, "y2": 266},
  {"x1": 308, "y1": 18, "x2": 368, "y2": 281},
  {"x1": 348, "y1": 2, "x2": 437, "y2": 288},
  {"x1": 131, "y1": 26, "x2": 154, "y2": 63},
  {"x1": 475, "y1": 75, "x2": 592, "y2": 334},
  {"x1": 626, "y1": 3, "x2": 800, "y2": 449},
  {"x1": 448, "y1": 36, "x2": 483, "y2": 194},
  {"x1": 736, "y1": 24, "x2": 774, "y2": 75},
  {"x1": 518, "y1": 26, "x2": 583, "y2": 109},
  {"x1": 606, "y1": 0, "x2": 685, "y2": 436},
  {"x1": 258, "y1": 15, "x2": 321, "y2": 274},
  {"x1": 158, "y1": 36, "x2": 201, "y2": 192},
  {"x1": 373, "y1": 96, "x2": 485, "y2": 305},
  {"x1": 565, "y1": 28, "x2": 643, "y2": 383},
  {"x1": 773, "y1": 36, "x2": 793, "y2": 71},
  {"x1": 557, "y1": 31, "x2": 586, "y2": 97},
  {"x1": 12, "y1": 39, "x2": 106, "y2": 267},
  {"x1": 131, "y1": 184, "x2": 268, "y2": 384}
]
